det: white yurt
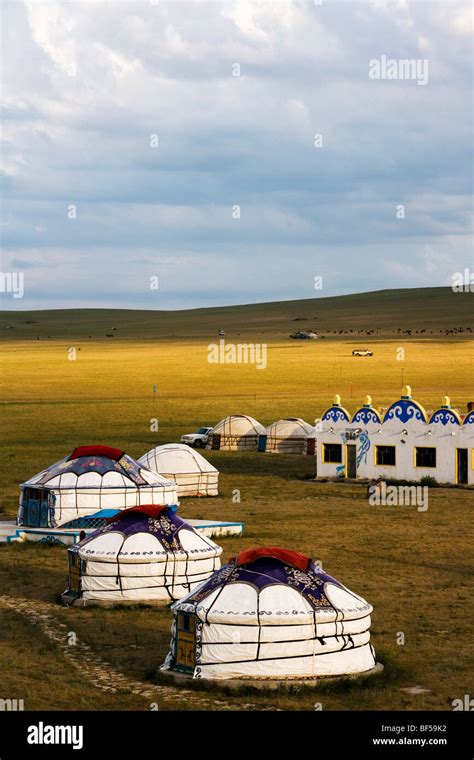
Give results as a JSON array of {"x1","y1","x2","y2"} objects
[
  {"x1": 63, "y1": 505, "x2": 222, "y2": 606},
  {"x1": 18, "y1": 445, "x2": 178, "y2": 529},
  {"x1": 138, "y1": 443, "x2": 219, "y2": 497},
  {"x1": 161, "y1": 547, "x2": 377, "y2": 681},
  {"x1": 207, "y1": 415, "x2": 266, "y2": 451},
  {"x1": 262, "y1": 418, "x2": 315, "y2": 454}
]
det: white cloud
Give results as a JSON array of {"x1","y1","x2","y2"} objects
[{"x1": 1, "y1": 0, "x2": 472, "y2": 309}]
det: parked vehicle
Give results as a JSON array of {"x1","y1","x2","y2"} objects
[
  {"x1": 180, "y1": 427, "x2": 213, "y2": 448},
  {"x1": 352, "y1": 348, "x2": 373, "y2": 356},
  {"x1": 289, "y1": 330, "x2": 318, "y2": 340}
]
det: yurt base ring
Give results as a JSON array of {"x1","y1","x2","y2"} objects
[
  {"x1": 60, "y1": 592, "x2": 172, "y2": 608},
  {"x1": 158, "y1": 662, "x2": 384, "y2": 692}
]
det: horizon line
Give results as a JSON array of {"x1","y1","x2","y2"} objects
[{"x1": 0, "y1": 285, "x2": 458, "y2": 315}]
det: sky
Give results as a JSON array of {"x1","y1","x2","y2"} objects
[{"x1": 1, "y1": 0, "x2": 473, "y2": 310}]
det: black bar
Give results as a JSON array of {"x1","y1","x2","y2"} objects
[{"x1": 0, "y1": 710, "x2": 472, "y2": 757}]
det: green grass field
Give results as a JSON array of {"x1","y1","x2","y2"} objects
[{"x1": 0, "y1": 288, "x2": 473, "y2": 711}]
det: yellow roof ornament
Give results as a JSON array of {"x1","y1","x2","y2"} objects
[{"x1": 402, "y1": 385, "x2": 412, "y2": 398}]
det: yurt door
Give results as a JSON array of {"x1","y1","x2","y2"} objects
[
  {"x1": 346, "y1": 444, "x2": 357, "y2": 478},
  {"x1": 456, "y1": 449, "x2": 468, "y2": 484},
  {"x1": 174, "y1": 613, "x2": 196, "y2": 673},
  {"x1": 23, "y1": 488, "x2": 50, "y2": 527}
]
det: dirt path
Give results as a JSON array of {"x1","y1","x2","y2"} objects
[{"x1": 0, "y1": 594, "x2": 258, "y2": 710}]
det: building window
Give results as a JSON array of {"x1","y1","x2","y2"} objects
[
  {"x1": 322, "y1": 443, "x2": 343, "y2": 463},
  {"x1": 375, "y1": 445, "x2": 396, "y2": 466},
  {"x1": 415, "y1": 447, "x2": 437, "y2": 468}
]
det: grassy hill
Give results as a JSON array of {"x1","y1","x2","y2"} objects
[
  {"x1": 1, "y1": 287, "x2": 473, "y2": 341},
  {"x1": 0, "y1": 284, "x2": 473, "y2": 712}
]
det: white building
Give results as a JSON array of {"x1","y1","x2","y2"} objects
[{"x1": 316, "y1": 387, "x2": 474, "y2": 486}]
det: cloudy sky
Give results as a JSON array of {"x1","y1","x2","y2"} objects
[{"x1": 1, "y1": 0, "x2": 472, "y2": 310}]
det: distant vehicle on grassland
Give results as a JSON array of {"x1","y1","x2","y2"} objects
[
  {"x1": 181, "y1": 427, "x2": 213, "y2": 448},
  {"x1": 289, "y1": 330, "x2": 319, "y2": 340},
  {"x1": 352, "y1": 348, "x2": 373, "y2": 356}
]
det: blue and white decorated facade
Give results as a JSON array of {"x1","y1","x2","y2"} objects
[{"x1": 316, "y1": 387, "x2": 474, "y2": 485}]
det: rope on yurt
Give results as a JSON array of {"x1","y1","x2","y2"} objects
[
  {"x1": 167, "y1": 524, "x2": 184, "y2": 601},
  {"x1": 312, "y1": 605, "x2": 320, "y2": 676},
  {"x1": 255, "y1": 591, "x2": 262, "y2": 662},
  {"x1": 340, "y1": 634, "x2": 355, "y2": 651},
  {"x1": 168, "y1": 544, "x2": 178, "y2": 602},
  {"x1": 115, "y1": 531, "x2": 128, "y2": 597},
  {"x1": 60, "y1": 472, "x2": 67, "y2": 524},
  {"x1": 178, "y1": 527, "x2": 191, "y2": 596},
  {"x1": 163, "y1": 548, "x2": 172, "y2": 601},
  {"x1": 203, "y1": 563, "x2": 236, "y2": 626},
  {"x1": 332, "y1": 606, "x2": 340, "y2": 647},
  {"x1": 200, "y1": 641, "x2": 371, "y2": 669},
  {"x1": 196, "y1": 450, "x2": 206, "y2": 496}
]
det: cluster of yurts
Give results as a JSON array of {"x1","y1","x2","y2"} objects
[
  {"x1": 17, "y1": 420, "x2": 377, "y2": 683},
  {"x1": 208, "y1": 414, "x2": 317, "y2": 453}
]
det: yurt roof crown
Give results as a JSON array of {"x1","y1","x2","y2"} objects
[{"x1": 21, "y1": 444, "x2": 167, "y2": 488}]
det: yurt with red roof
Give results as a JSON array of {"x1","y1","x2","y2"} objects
[
  {"x1": 18, "y1": 445, "x2": 178, "y2": 529},
  {"x1": 161, "y1": 547, "x2": 378, "y2": 681},
  {"x1": 62, "y1": 505, "x2": 222, "y2": 606}
]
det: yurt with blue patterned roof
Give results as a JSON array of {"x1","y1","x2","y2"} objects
[
  {"x1": 62, "y1": 505, "x2": 222, "y2": 606},
  {"x1": 161, "y1": 547, "x2": 377, "y2": 681},
  {"x1": 18, "y1": 445, "x2": 178, "y2": 529}
]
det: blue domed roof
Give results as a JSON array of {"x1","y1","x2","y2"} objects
[
  {"x1": 429, "y1": 408, "x2": 461, "y2": 425},
  {"x1": 321, "y1": 395, "x2": 351, "y2": 423},
  {"x1": 383, "y1": 387, "x2": 427, "y2": 424},
  {"x1": 351, "y1": 398, "x2": 381, "y2": 425}
]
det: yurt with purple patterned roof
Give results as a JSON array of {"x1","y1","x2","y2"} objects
[
  {"x1": 161, "y1": 547, "x2": 378, "y2": 682},
  {"x1": 62, "y1": 505, "x2": 222, "y2": 606},
  {"x1": 18, "y1": 445, "x2": 178, "y2": 529}
]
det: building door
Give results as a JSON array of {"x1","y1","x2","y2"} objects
[
  {"x1": 346, "y1": 444, "x2": 357, "y2": 479},
  {"x1": 456, "y1": 449, "x2": 468, "y2": 485}
]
